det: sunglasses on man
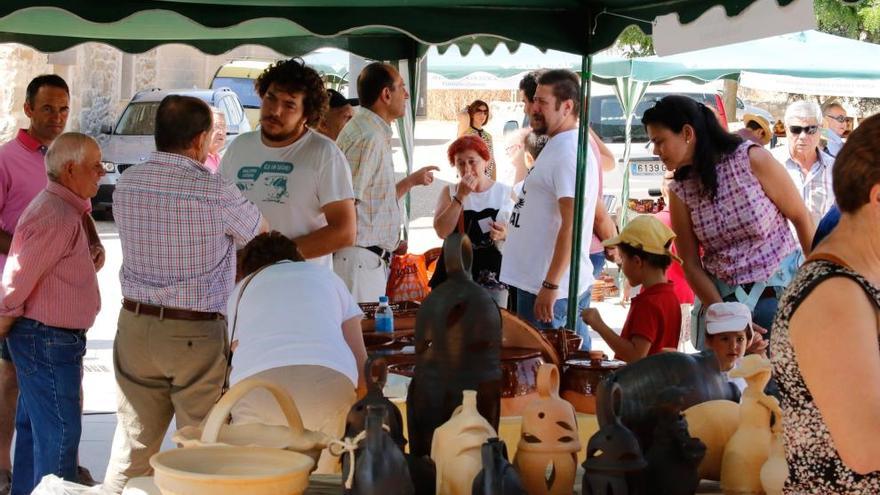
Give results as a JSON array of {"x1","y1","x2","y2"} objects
[
  {"x1": 788, "y1": 125, "x2": 819, "y2": 136},
  {"x1": 825, "y1": 114, "x2": 847, "y2": 124}
]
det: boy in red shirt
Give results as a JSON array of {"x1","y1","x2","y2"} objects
[{"x1": 582, "y1": 215, "x2": 682, "y2": 363}]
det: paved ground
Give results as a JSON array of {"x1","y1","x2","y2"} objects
[{"x1": 16, "y1": 120, "x2": 634, "y2": 483}]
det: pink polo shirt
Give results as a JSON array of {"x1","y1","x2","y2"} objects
[
  {"x1": 0, "y1": 129, "x2": 50, "y2": 272},
  {"x1": 0, "y1": 182, "x2": 100, "y2": 330}
]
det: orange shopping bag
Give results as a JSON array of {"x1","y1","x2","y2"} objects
[{"x1": 385, "y1": 252, "x2": 431, "y2": 303}]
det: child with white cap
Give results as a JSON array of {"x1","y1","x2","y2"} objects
[{"x1": 704, "y1": 302, "x2": 761, "y2": 394}]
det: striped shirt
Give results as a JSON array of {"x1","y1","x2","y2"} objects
[
  {"x1": 114, "y1": 151, "x2": 262, "y2": 313},
  {"x1": 774, "y1": 147, "x2": 835, "y2": 226},
  {"x1": 336, "y1": 107, "x2": 400, "y2": 251},
  {"x1": 0, "y1": 181, "x2": 100, "y2": 330}
]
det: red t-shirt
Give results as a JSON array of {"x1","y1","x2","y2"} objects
[
  {"x1": 654, "y1": 209, "x2": 695, "y2": 304},
  {"x1": 620, "y1": 282, "x2": 682, "y2": 356}
]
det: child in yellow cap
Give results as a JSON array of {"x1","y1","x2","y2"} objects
[{"x1": 582, "y1": 215, "x2": 682, "y2": 363}]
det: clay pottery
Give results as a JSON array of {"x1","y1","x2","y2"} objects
[
  {"x1": 472, "y1": 438, "x2": 526, "y2": 495},
  {"x1": 346, "y1": 405, "x2": 414, "y2": 495},
  {"x1": 596, "y1": 350, "x2": 738, "y2": 450},
  {"x1": 721, "y1": 355, "x2": 780, "y2": 495},
  {"x1": 760, "y1": 424, "x2": 787, "y2": 495},
  {"x1": 643, "y1": 387, "x2": 706, "y2": 495},
  {"x1": 561, "y1": 350, "x2": 626, "y2": 414},
  {"x1": 500, "y1": 309, "x2": 561, "y2": 366},
  {"x1": 542, "y1": 328, "x2": 583, "y2": 361},
  {"x1": 343, "y1": 357, "x2": 407, "y2": 451},
  {"x1": 407, "y1": 233, "x2": 503, "y2": 458},
  {"x1": 582, "y1": 382, "x2": 647, "y2": 495},
  {"x1": 514, "y1": 364, "x2": 580, "y2": 495},
  {"x1": 683, "y1": 400, "x2": 739, "y2": 480},
  {"x1": 150, "y1": 446, "x2": 312, "y2": 495},
  {"x1": 172, "y1": 379, "x2": 330, "y2": 466},
  {"x1": 431, "y1": 390, "x2": 498, "y2": 495}
]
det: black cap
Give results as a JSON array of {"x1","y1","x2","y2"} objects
[{"x1": 328, "y1": 89, "x2": 359, "y2": 109}]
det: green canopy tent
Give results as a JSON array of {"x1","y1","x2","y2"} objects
[{"x1": 0, "y1": 0, "x2": 797, "y2": 327}]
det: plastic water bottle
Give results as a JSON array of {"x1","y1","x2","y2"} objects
[{"x1": 375, "y1": 296, "x2": 394, "y2": 334}]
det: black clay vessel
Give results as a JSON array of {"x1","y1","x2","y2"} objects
[
  {"x1": 346, "y1": 404, "x2": 414, "y2": 495},
  {"x1": 473, "y1": 438, "x2": 526, "y2": 495},
  {"x1": 343, "y1": 357, "x2": 406, "y2": 451},
  {"x1": 406, "y1": 233, "x2": 502, "y2": 458}
]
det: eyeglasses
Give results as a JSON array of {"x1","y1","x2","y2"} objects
[
  {"x1": 825, "y1": 114, "x2": 847, "y2": 124},
  {"x1": 474, "y1": 108, "x2": 489, "y2": 114},
  {"x1": 788, "y1": 125, "x2": 819, "y2": 136}
]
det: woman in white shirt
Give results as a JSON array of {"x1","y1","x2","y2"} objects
[{"x1": 227, "y1": 232, "x2": 367, "y2": 473}]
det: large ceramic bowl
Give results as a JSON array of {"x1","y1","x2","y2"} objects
[{"x1": 150, "y1": 446, "x2": 313, "y2": 495}]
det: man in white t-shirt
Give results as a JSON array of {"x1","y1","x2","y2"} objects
[
  {"x1": 221, "y1": 59, "x2": 355, "y2": 269},
  {"x1": 500, "y1": 69, "x2": 598, "y2": 347}
]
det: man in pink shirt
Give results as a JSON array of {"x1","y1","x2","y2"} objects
[
  {"x1": 0, "y1": 133, "x2": 104, "y2": 495},
  {"x1": 0, "y1": 75, "x2": 103, "y2": 494}
]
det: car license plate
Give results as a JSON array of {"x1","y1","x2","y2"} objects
[{"x1": 630, "y1": 161, "x2": 665, "y2": 176}]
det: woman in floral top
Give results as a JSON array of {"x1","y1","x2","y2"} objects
[
  {"x1": 462, "y1": 99, "x2": 498, "y2": 180},
  {"x1": 641, "y1": 95, "x2": 814, "y2": 349},
  {"x1": 772, "y1": 114, "x2": 880, "y2": 493}
]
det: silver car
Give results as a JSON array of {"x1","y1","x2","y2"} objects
[{"x1": 94, "y1": 87, "x2": 251, "y2": 212}]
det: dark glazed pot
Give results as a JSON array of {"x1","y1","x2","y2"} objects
[
  {"x1": 472, "y1": 438, "x2": 527, "y2": 495},
  {"x1": 343, "y1": 357, "x2": 406, "y2": 451},
  {"x1": 346, "y1": 405, "x2": 414, "y2": 495},
  {"x1": 561, "y1": 351, "x2": 626, "y2": 414},
  {"x1": 406, "y1": 233, "x2": 503, "y2": 459},
  {"x1": 595, "y1": 350, "x2": 738, "y2": 450}
]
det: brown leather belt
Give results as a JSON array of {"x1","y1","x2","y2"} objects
[{"x1": 122, "y1": 299, "x2": 224, "y2": 321}]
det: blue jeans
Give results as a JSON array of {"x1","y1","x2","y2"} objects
[
  {"x1": 6, "y1": 318, "x2": 85, "y2": 495},
  {"x1": 516, "y1": 289, "x2": 592, "y2": 350},
  {"x1": 573, "y1": 252, "x2": 607, "y2": 350}
]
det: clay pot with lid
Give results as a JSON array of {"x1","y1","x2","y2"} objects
[
  {"x1": 407, "y1": 233, "x2": 503, "y2": 458},
  {"x1": 513, "y1": 364, "x2": 581, "y2": 495},
  {"x1": 561, "y1": 350, "x2": 626, "y2": 414},
  {"x1": 431, "y1": 390, "x2": 498, "y2": 495}
]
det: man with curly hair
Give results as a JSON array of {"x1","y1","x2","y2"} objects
[
  {"x1": 334, "y1": 62, "x2": 437, "y2": 301},
  {"x1": 221, "y1": 59, "x2": 355, "y2": 268}
]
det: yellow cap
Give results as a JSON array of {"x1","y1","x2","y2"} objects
[
  {"x1": 602, "y1": 215, "x2": 682, "y2": 264},
  {"x1": 743, "y1": 113, "x2": 772, "y2": 146}
]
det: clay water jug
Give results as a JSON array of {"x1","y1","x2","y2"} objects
[
  {"x1": 582, "y1": 382, "x2": 647, "y2": 495},
  {"x1": 407, "y1": 233, "x2": 502, "y2": 458},
  {"x1": 472, "y1": 438, "x2": 526, "y2": 495},
  {"x1": 514, "y1": 364, "x2": 580, "y2": 495},
  {"x1": 760, "y1": 423, "x2": 787, "y2": 495},
  {"x1": 347, "y1": 405, "x2": 414, "y2": 495},
  {"x1": 683, "y1": 400, "x2": 740, "y2": 480},
  {"x1": 343, "y1": 357, "x2": 406, "y2": 451},
  {"x1": 643, "y1": 387, "x2": 706, "y2": 495},
  {"x1": 721, "y1": 355, "x2": 780, "y2": 495},
  {"x1": 596, "y1": 350, "x2": 738, "y2": 449},
  {"x1": 431, "y1": 390, "x2": 497, "y2": 495}
]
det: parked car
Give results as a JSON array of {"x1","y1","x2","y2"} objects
[
  {"x1": 94, "y1": 87, "x2": 251, "y2": 212},
  {"x1": 210, "y1": 59, "x2": 274, "y2": 127}
]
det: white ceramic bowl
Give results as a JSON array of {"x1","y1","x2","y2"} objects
[{"x1": 150, "y1": 446, "x2": 313, "y2": 495}]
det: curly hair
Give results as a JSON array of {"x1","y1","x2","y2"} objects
[
  {"x1": 255, "y1": 59, "x2": 328, "y2": 127},
  {"x1": 237, "y1": 231, "x2": 304, "y2": 279},
  {"x1": 834, "y1": 113, "x2": 880, "y2": 213},
  {"x1": 447, "y1": 135, "x2": 490, "y2": 165}
]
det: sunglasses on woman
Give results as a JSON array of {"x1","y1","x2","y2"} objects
[
  {"x1": 825, "y1": 114, "x2": 847, "y2": 124},
  {"x1": 788, "y1": 125, "x2": 819, "y2": 136}
]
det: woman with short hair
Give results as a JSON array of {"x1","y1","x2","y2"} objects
[{"x1": 461, "y1": 99, "x2": 498, "y2": 179}]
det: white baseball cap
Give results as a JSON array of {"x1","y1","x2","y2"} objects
[{"x1": 706, "y1": 302, "x2": 753, "y2": 339}]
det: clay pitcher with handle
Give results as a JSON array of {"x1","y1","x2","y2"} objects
[
  {"x1": 472, "y1": 438, "x2": 526, "y2": 495},
  {"x1": 344, "y1": 357, "x2": 406, "y2": 451},
  {"x1": 431, "y1": 390, "x2": 497, "y2": 495},
  {"x1": 348, "y1": 404, "x2": 414, "y2": 495},
  {"x1": 513, "y1": 364, "x2": 581, "y2": 495}
]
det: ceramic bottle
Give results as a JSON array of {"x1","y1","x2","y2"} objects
[
  {"x1": 407, "y1": 233, "x2": 503, "y2": 458},
  {"x1": 472, "y1": 438, "x2": 527, "y2": 495},
  {"x1": 683, "y1": 400, "x2": 740, "y2": 480},
  {"x1": 431, "y1": 390, "x2": 497, "y2": 495},
  {"x1": 721, "y1": 355, "x2": 780, "y2": 495},
  {"x1": 760, "y1": 421, "x2": 788, "y2": 495},
  {"x1": 348, "y1": 405, "x2": 414, "y2": 495},
  {"x1": 513, "y1": 364, "x2": 581, "y2": 495},
  {"x1": 343, "y1": 357, "x2": 406, "y2": 451}
]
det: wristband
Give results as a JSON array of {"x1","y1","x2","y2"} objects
[
  {"x1": 452, "y1": 195, "x2": 463, "y2": 206},
  {"x1": 542, "y1": 281, "x2": 559, "y2": 290}
]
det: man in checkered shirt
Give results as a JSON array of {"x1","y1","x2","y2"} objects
[{"x1": 103, "y1": 95, "x2": 267, "y2": 493}]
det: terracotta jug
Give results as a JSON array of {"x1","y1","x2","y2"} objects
[
  {"x1": 431, "y1": 390, "x2": 497, "y2": 495},
  {"x1": 643, "y1": 386, "x2": 706, "y2": 495},
  {"x1": 343, "y1": 357, "x2": 406, "y2": 451},
  {"x1": 472, "y1": 438, "x2": 526, "y2": 495},
  {"x1": 721, "y1": 355, "x2": 780, "y2": 495},
  {"x1": 596, "y1": 350, "x2": 739, "y2": 450},
  {"x1": 760, "y1": 421, "x2": 787, "y2": 495},
  {"x1": 343, "y1": 404, "x2": 414, "y2": 495},
  {"x1": 683, "y1": 400, "x2": 740, "y2": 480},
  {"x1": 582, "y1": 382, "x2": 647, "y2": 495},
  {"x1": 514, "y1": 364, "x2": 580, "y2": 495},
  {"x1": 408, "y1": 233, "x2": 503, "y2": 458}
]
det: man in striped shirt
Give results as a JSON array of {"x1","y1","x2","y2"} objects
[
  {"x1": 103, "y1": 96, "x2": 266, "y2": 493},
  {"x1": 0, "y1": 133, "x2": 104, "y2": 495}
]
